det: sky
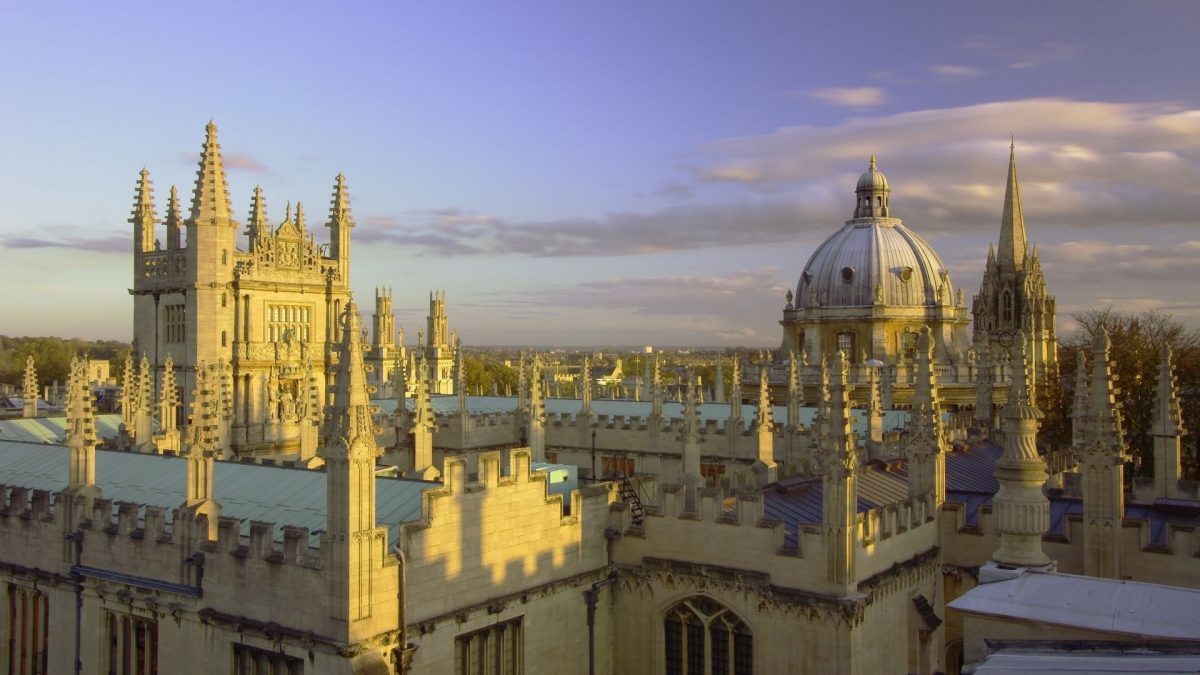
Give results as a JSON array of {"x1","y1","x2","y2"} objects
[{"x1": 1, "y1": 1, "x2": 1197, "y2": 346}]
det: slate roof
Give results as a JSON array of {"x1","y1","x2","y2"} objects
[
  {"x1": 0, "y1": 413, "x2": 125, "y2": 444},
  {"x1": 0, "y1": 440, "x2": 432, "y2": 546}
]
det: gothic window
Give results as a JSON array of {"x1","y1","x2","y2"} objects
[
  {"x1": 233, "y1": 643, "x2": 304, "y2": 675},
  {"x1": 900, "y1": 332, "x2": 918, "y2": 362},
  {"x1": 837, "y1": 332, "x2": 855, "y2": 357},
  {"x1": 455, "y1": 616, "x2": 522, "y2": 675},
  {"x1": 664, "y1": 597, "x2": 752, "y2": 675},
  {"x1": 106, "y1": 611, "x2": 158, "y2": 675},
  {"x1": 1001, "y1": 291, "x2": 1013, "y2": 323},
  {"x1": 6, "y1": 584, "x2": 48, "y2": 675},
  {"x1": 267, "y1": 305, "x2": 312, "y2": 343},
  {"x1": 164, "y1": 304, "x2": 185, "y2": 344}
]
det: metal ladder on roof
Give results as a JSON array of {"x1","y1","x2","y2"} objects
[{"x1": 617, "y1": 473, "x2": 644, "y2": 526}]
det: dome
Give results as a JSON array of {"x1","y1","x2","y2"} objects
[
  {"x1": 797, "y1": 159, "x2": 952, "y2": 310},
  {"x1": 856, "y1": 155, "x2": 890, "y2": 192},
  {"x1": 796, "y1": 220, "x2": 952, "y2": 308}
]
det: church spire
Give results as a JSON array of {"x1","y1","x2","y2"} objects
[
  {"x1": 131, "y1": 168, "x2": 157, "y2": 253},
  {"x1": 188, "y1": 121, "x2": 234, "y2": 226},
  {"x1": 998, "y1": 142, "x2": 1027, "y2": 271}
]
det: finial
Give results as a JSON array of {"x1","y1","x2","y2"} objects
[
  {"x1": 1010, "y1": 133, "x2": 1015, "y2": 150},
  {"x1": 869, "y1": 154, "x2": 877, "y2": 171}
]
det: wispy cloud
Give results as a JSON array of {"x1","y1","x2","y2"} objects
[
  {"x1": 3, "y1": 231, "x2": 127, "y2": 253},
  {"x1": 930, "y1": 64, "x2": 983, "y2": 79},
  {"x1": 962, "y1": 33, "x2": 1081, "y2": 70},
  {"x1": 807, "y1": 86, "x2": 887, "y2": 108}
]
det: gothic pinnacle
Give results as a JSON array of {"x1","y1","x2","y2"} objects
[
  {"x1": 188, "y1": 121, "x2": 235, "y2": 226},
  {"x1": 998, "y1": 142, "x2": 1027, "y2": 271}
]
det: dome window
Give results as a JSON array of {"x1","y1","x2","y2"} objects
[
  {"x1": 899, "y1": 267, "x2": 913, "y2": 282},
  {"x1": 802, "y1": 271, "x2": 811, "y2": 285},
  {"x1": 841, "y1": 267, "x2": 855, "y2": 283}
]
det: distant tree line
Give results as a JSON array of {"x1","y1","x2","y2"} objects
[
  {"x1": 462, "y1": 354, "x2": 517, "y2": 396},
  {"x1": 0, "y1": 336, "x2": 130, "y2": 389}
]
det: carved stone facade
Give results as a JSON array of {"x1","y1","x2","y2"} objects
[{"x1": 130, "y1": 123, "x2": 353, "y2": 457}]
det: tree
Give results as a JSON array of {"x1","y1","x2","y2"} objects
[{"x1": 1060, "y1": 309, "x2": 1200, "y2": 478}]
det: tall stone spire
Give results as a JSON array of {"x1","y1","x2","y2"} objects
[
  {"x1": 714, "y1": 356, "x2": 725, "y2": 403},
  {"x1": 183, "y1": 362, "x2": 222, "y2": 539},
  {"x1": 528, "y1": 356, "x2": 546, "y2": 462},
  {"x1": 681, "y1": 369, "x2": 702, "y2": 482},
  {"x1": 580, "y1": 355, "x2": 593, "y2": 415},
  {"x1": 727, "y1": 357, "x2": 743, "y2": 432},
  {"x1": 319, "y1": 301, "x2": 390, "y2": 639},
  {"x1": 326, "y1": 173, "x2": 354, "y2": 280},
  {"x1": 754, "y1": 366, "x2": 778, "y2": 484},
  {"x1": 454, "y1": 339, "x2": 467, "y2": 413},
  {"x1": 155, "y1": 355, "x2": 181, "y2": 454},
  {"x1": 409, "y1": 357, "x2": 438, "y2": 480},
  {"x1": 21, "y1": 356, "x2": 37, "y2": 418},
  {"x1": 1070, "y1": 353, "x2": 1090, "y2": 448},
  {"x1": 820, "y1": 351, "x2": 857, "y2": 588},
  {"x1": 246, "y1": 185, "x2": 269, "y2": 251},
  {"x1": 64, "y1": 356, "x2": 100, "y2": 497},
  {"x1": 908, "y1": 327, "x2": 945, "y2": 503},
  {"x1": 131, "y1": 168, "x2": 157, "y2": 253},
  {"x1": 650, "y1": 355, "x2": 663, "y2": 420},
  {"x1": 786, "y1": 352, "x2": 802, "y2": 430},
  {"x1": 133, "y1": 355, "x2": 154, "y2": 451},
  {"x1": 188, "y1": 121, "x2": 234, "y2": 226},
  {"x1": 998, "y1": 143, "x2": 1027, "y2": 271},
  {"x1": 119, "y1": 354, "x2": 136, "y2": 431},
  {"x1": 165, "y1": 185, "x2": 182, "y2": 250},
  {"x1": 1152, "y1": 345, "x2": 1184, "y2": 498},
  {"x1": 990, "y1": 333, "x2": 1051, "y2": 569},
  {"x1": 1080, "y1": 331, "x2": 1127, "y2": 578}
]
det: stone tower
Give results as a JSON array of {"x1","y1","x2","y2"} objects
[
  {"x1": 972, "y1": 145, "x2": 1058, "y2": 389},
  {"x1": 424, "y1": 291, "x2": 455, "y2": 394},
  {"x1": 130, "y1": 122, "x2": 353, "y2": 457}
]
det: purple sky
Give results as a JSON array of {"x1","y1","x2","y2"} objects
[{"x1": 1, "y1": 1, "x2": 1197, "y2": 345}]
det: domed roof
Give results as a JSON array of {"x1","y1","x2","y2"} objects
[
  {"x1": 797, "y1": 158, "x2": 953, "y2": 310},
  {"x1": 857, "y1": 155, "x2": 890, "y2": 192},
  {"x1": 797, "y1": 221, "x2": 952, "y2": 309}
]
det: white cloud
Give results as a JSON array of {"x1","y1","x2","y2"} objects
[
  {"x1": 808, "y1": 86, "x2": 887, "y2": 108},
  {"x1": 930, "y1": 65, "x2": 983, "y2": 79}
]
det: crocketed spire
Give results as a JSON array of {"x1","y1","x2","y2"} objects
[
  {"x1": 998, "y1": 143, "x2": 1027, "y2": 271},
  {"x1": 321, "y1": 300, "x2": 378, "y2": 457},
  {"x1": 188, "y1": 121, "x2": 235, "y2": 226},
  {"x1": 131, "y1": 168, "x2": 157, "y2": 252},
  {"x1": 164, "y1": 185, "x2": 183, "y2": 250}
]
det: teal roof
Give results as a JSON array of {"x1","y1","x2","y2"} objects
[
  {"x1": 376, "y1": 395, "x2": 912, "y2": 434},
  {"x1": 0, "y1": 414, "x2": 125, "y2": 444},
  {"x1": 0, "y1": 440, "x2": 432, "y2": 546}
]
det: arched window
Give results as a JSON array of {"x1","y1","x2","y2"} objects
[
  {"x1": 664, "y1": 597, "x2": 752, "y2": 675},
  {"x1": 1001, "y1": 290, "x2": 1013, "y2": 323},
  {"x1": 837, "y1": 332, "x2": 855, "y2": 358}
]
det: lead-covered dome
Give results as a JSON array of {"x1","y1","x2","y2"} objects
[{"x1": 795, "y1": 157, "x2": 954, "y2": 309}]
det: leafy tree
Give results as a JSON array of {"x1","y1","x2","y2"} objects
[{"x1": 1058, "y1": 309, "x2": 1200, "y2": 477}]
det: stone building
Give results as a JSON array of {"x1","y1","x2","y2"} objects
[
  {"x1": 780, "y1": 156, "x2": 971, "y2": 369},
  {"x1": 3, "y1": 132, "x2": 1197, "y2": 675}
]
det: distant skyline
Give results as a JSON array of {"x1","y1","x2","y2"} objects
[{"x1": 2, "y1": 1, "x2": 1198, "y2": 345}]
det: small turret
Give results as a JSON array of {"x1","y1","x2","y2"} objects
[
  {"x1": 64, "y1": 356, "x2": 100, "y2": 498},
  {"x1": 528, "y1": 356, "x2": 546, "y2": 462},
  {"x1": 325, "y1": 173, "x2": 353, "y2": 281},
  {"x1": 908, "y1": 327, "x2": 945, "y2": 503},
  {"x1": 714, "y1": 356, "x2": 725, "y2": 404},
  {"x1": 131, "y1": 168, "x2": 157, "y2": 254},
  {"x1": 580, "y1": 355, "x2": 593, "y2": 415},
  {"x1": 1152, "y1": 345, "x2": 1184, "y2": 498},
  {"x1": 754, "y1": 366, "x2": 778, "y2": 484},
  {"x1": 409, "y1": 357, "x2": 438, "y2": 480},
  {"x1": 786, "y1": 352, "x2": 801, "y2": 431},
  {"x1": 164, "y1": 185, "x2": 182, "y2": 250},
  {"x1": 182, "y1": 362, "x2": 222, "y2": 540},
  {"x1": 372, "y1": 287, "x2": 394, "y2": 349},
  {"x1": 21, "y1": 356, "x2": 38, "y2": 419},
  {"x1": 246, "y1": 185, "x2": 269, "y2": 252},
  {"x1": 853, "y1": 155, "x2": 891, "y2": 219},
  {"x1": 1080, "y1": 331, "x2": 1127, "y2": 579},
  {"x1": 820, "y1": 351, "x2": 857, "y2": 588}
]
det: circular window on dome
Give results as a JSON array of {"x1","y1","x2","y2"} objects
[
  {"x1": 841, "y1": 267, "x2": 854, "y2": 283},
  {"x1": 899, "y1": 267, "x2": 913, "y2": 282}
]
